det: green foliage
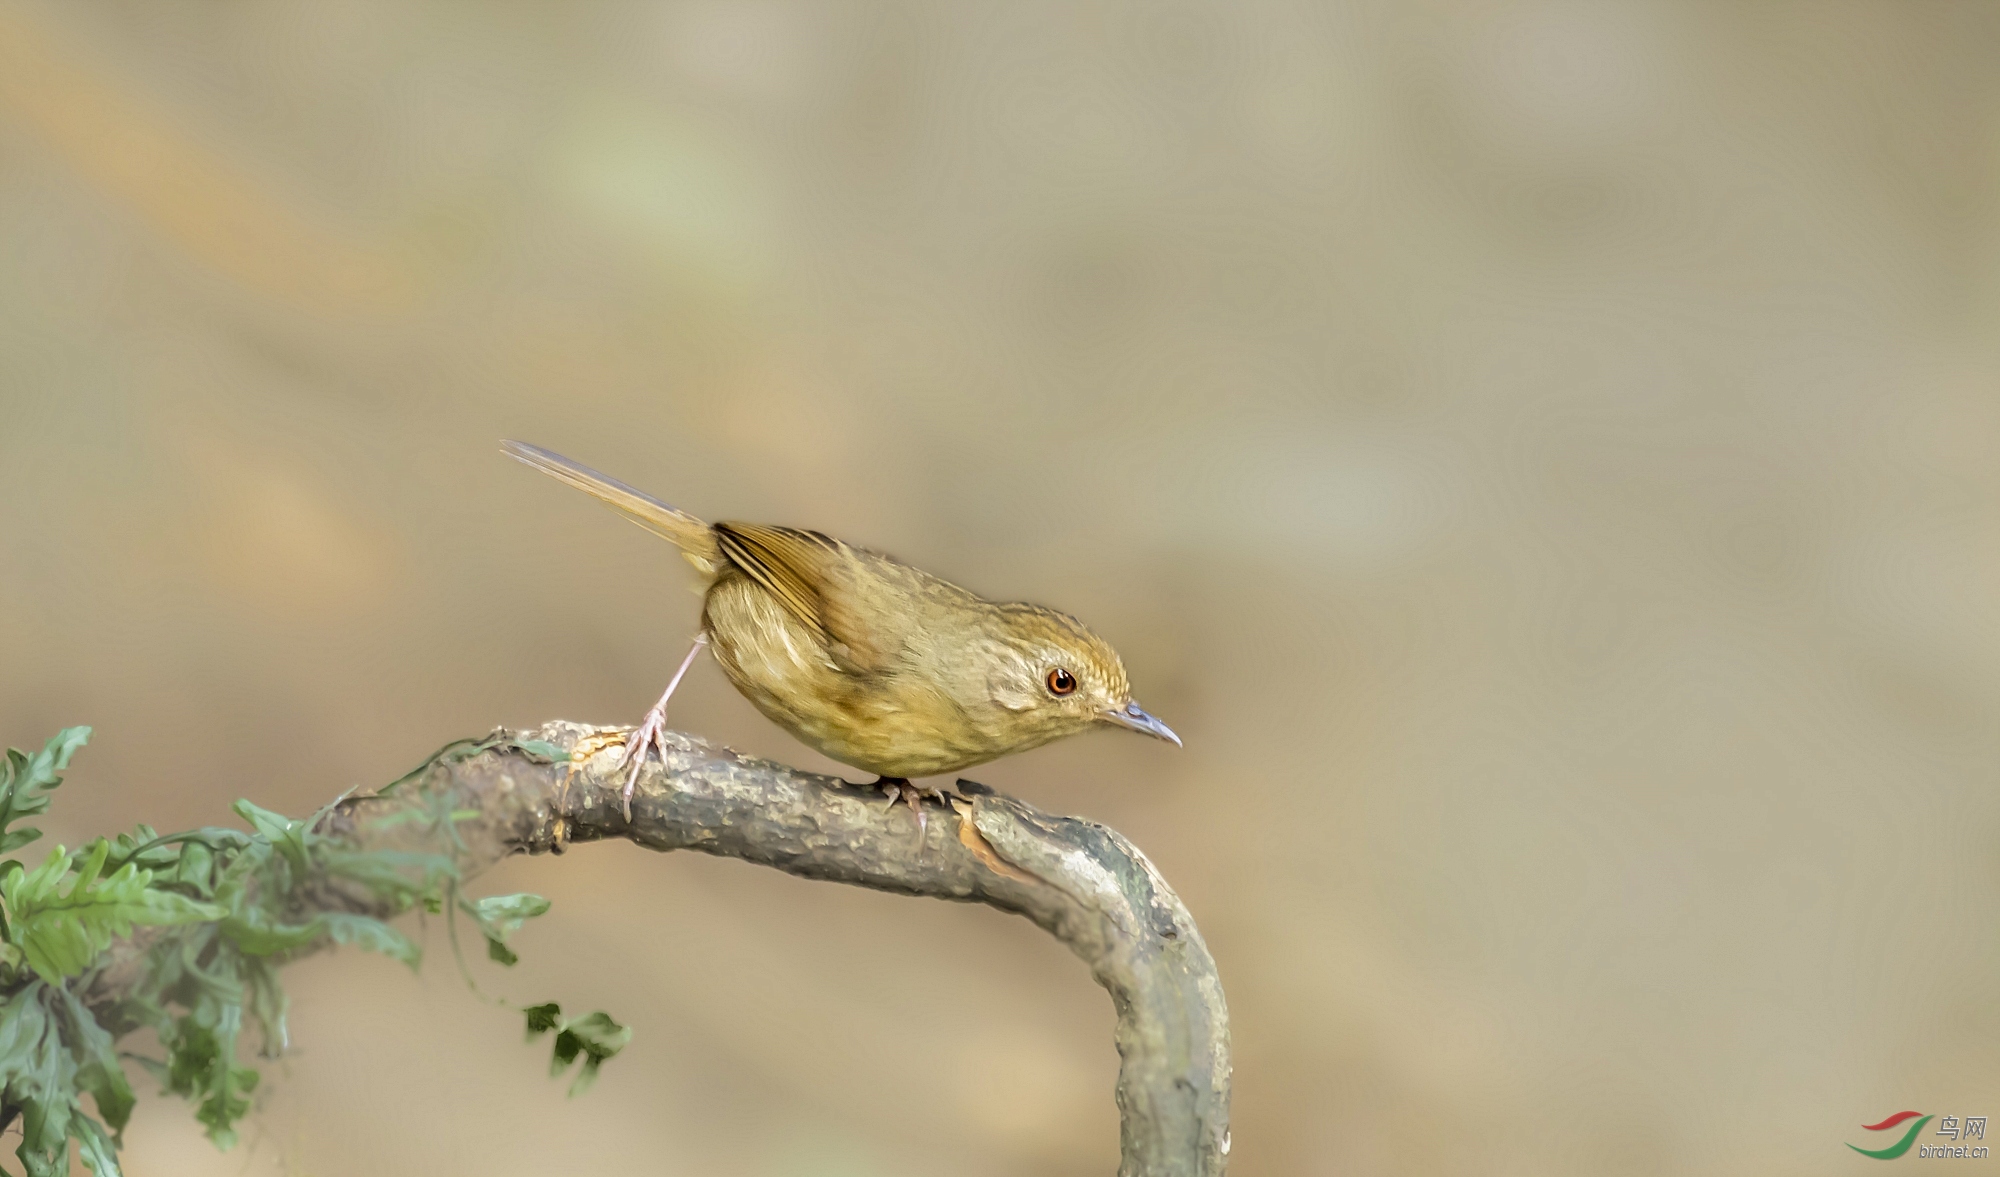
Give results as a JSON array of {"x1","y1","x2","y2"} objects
[
  {"x1": 0, "y1": 727, "x2": 626, "y2": 1176},
  {"x1": 523, "y1": 1003, "x2": 632, "y2": 1097},
  {"x1": 0, "y1": 727, "x2": 90, "y2": 868},
  {"x1": 465, "y1": 893, "x2": 551, "y2": 966},
  {"x1": 4, "y1": 842, "x2": 224, "y2": 984}
]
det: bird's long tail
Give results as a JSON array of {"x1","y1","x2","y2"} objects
[{"x1": 502, "y1": 440, "x2": 722, "y2": 576}]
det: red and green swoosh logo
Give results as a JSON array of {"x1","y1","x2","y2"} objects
[{"x1": 1848, "y1": 1111, "x2": 1933, "y2": 1159}]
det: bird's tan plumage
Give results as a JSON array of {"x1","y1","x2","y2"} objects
[{"x1": 503, "y1": 441, "x2": 1179, "y2": 781}]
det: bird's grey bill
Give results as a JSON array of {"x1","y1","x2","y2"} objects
[{"x1": 1104, "y1": 701, "x2": 1181, "y2": 747}]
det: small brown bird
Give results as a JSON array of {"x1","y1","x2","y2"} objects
[{"x1": 503, "y1": 441, "x2": 1180, "y2": 822}]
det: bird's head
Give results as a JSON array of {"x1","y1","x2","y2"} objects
[{"x1": 979, "y1": 604, "x2": 1181, "y2": 751}]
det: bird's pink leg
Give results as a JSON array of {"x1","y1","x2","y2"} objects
[{"x1": 619, "y1": 633, "x2": 709, "y2": 820}]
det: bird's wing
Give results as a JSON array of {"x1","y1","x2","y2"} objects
[
  {"x1": 712, "y1": 522, "x2": 901, "y2": 674},
  {"x1": 502, "y1": 441, "x2": 722, "y2": 575}
]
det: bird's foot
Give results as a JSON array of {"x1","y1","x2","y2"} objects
[
  {"x1": 566, "y1": 635, "x2": 710, "y2": 824},
  {"x1": 875, "y1": 778, "x2": 955, "y2": 841},
  {"x1": 556, "y1": 724, "x2": 666, "y2": 825},
  {"x1": 615, "y1": 703, "x2": 674, "y2": 822}
]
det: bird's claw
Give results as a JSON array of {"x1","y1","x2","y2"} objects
[
  {"x1": 602, "y1": 634, "x2": 709, "y2": 824},
  {"x1": 875, "y1": 779, "x2": 957, "y2": 843},
  {"x1": 617, "y1": 705, "x2": 673, "y2": 821}
]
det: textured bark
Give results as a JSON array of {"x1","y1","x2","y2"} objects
[{"x1": 260, "y1": 721, "x2": 1232, "y2": 1175}]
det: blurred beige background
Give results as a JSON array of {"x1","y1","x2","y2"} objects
[{"x1": 1, "y1": 2, "x2": 1996, "y2": 1174}]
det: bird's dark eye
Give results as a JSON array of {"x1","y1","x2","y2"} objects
[{"x1": 1047, "y1": 668, "x2": 1077, "y2": 696}]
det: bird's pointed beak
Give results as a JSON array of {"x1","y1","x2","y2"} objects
[{"x1": 1103, "y1": 701, "x2": 1182, "y2": 747}]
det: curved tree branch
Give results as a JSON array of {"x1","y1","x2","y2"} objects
[{"x1": 111, "y1": 721, "x2": 1233, "y2": 1176}]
